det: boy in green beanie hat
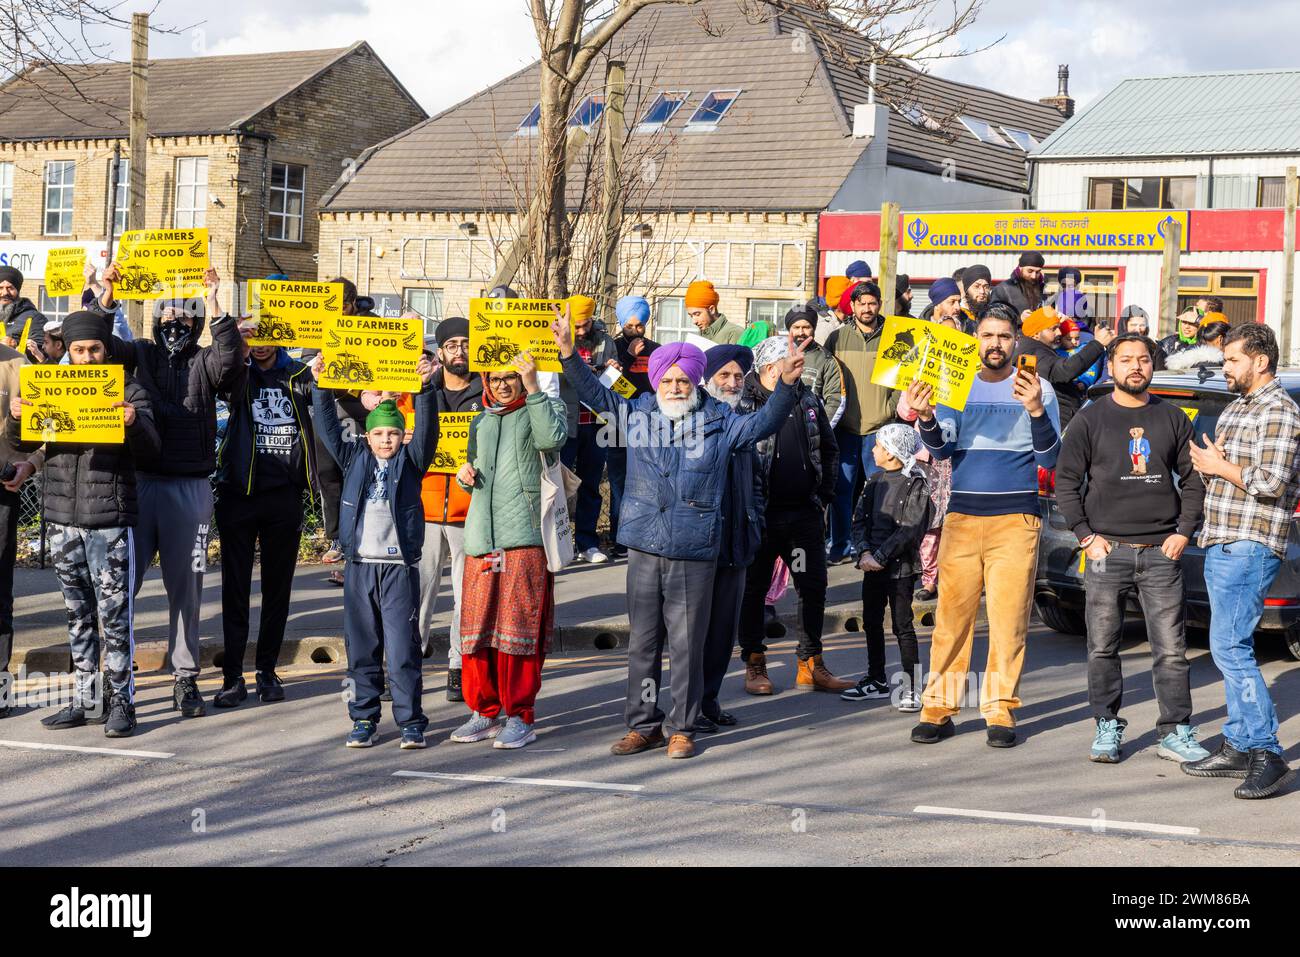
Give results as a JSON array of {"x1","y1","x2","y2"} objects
[{"x1": 310, "y1": 354, "x2": 439, "y2": 749}]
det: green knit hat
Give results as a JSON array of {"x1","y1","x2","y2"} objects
[{"x1": 365, "y1": 399, "x2": 406, "y2": 432}]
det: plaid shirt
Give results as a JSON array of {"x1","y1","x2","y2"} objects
[{"x1": 1199, "y1": 378, "x2": 1300, "y2": 557}]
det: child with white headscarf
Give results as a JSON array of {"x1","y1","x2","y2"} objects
[{"x1": 843, "y1": 422, "x2": 933, "y2": 711}]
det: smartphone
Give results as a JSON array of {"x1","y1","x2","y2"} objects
[{"x1": 1017, "y1": 354, "x2": 1037, "y2": 377}]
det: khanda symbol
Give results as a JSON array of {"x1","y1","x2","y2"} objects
[{"x1": 906, "y1": 218, "x2": 930, "y2": 246}]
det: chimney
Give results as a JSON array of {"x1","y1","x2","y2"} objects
[{"x1": 1039, "y1": 64, "x2": 1075, "y2": 118}]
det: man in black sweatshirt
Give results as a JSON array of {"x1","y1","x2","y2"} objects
[{"x1": 1055, "y1": 333, "x2": 1209, "y2": 766}]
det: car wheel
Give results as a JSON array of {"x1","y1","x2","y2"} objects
[
  {"x1": 1285, "y1": 625, "x2": 1300, "y2": 663},
  {"x1": 1034, "y1": 599, "x2": 1086, "y2": 636}
]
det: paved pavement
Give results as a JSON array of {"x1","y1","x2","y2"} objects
[{"x1": 1, "y1": 565, "x2": 1298, "y2": 865}]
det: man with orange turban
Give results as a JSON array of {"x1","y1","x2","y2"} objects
[
  {"x1": 559, "y1": 293, "x2": 620, "y2": 563},
  {"x1": 686, "y1": 280, "x2": 741, "y2": 345},
  {"x1": 1015, "y1": 304, "x2": 1114, "y2": 428}
]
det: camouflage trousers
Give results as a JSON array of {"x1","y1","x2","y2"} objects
[{"x1": 49, "y1": 524, "x2": 135, "y2": 706}]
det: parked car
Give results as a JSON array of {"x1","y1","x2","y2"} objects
[{"x1": 1034, "y1": 365, "x2": 1300, "y2": 661}]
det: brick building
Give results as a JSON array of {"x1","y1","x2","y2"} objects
[
  {"x1": 317, "y1": 0, "x2": 1066, "y2": 340},
  {"x1": 0, "y1": 42, "x2": 425, "y2": 322}
]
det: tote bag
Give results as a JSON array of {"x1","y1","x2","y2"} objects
[{"x1": 538, "y1": 451, "x2": 578, "y2": 572}]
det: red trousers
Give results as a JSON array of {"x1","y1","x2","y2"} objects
[{"x1": 462, "y1": 647, "x2": 546, "y2": 725}]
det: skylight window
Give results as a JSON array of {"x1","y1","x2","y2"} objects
[
  {"x1": 517, "y1": 103, "x2": 540, "y2": 135},
  {"x1": 960, "y1": 116, "x2": 1009, "y2": 147},
  {"x1": 895, "y1": 102, "x2": 943, "y2": 132},
  {"x1": 1000, "y1": 126, "x2": 1039, "y2": 152},
  {"x1": 569, "y1": 94, "x2": 605, "y2": 130},
  {"x1": 685, "y1": 89, "x2": 740, "y2": 130},
  {"x1": 636, "y1": 91, "x2": 690, "y2": 132}
]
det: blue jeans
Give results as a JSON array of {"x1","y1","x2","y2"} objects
[
  {"x1": 1204, "y1": 541, "x2": 1283, "y2": 754},
  {"x1": 828, "y1": 427, "x2": 880, "y2": 558},
  {"x1": 561, "y1": 422, "x2": 608, "y2": 553}
]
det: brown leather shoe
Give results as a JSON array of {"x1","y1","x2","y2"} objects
[
  {"x1": 744, "y1": 652, "x2": 775, "y2": 695},
  {"x1": 796, "y1": 655, "x2": 855, "y2": 692},
  {"x1": 610, "y1": 727, "x2": 666, "y2": 756},
  {"x1": 666, "y1": 733, "x2": 696, "y2": 759}
]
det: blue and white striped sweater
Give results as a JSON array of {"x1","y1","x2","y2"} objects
[{"x1": 918, "y1": 374, "x2": 1061, "y2": 517}]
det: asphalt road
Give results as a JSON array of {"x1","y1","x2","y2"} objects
[{"x1": 1, "y1": 611, "x2": 1297, "y2": 866}]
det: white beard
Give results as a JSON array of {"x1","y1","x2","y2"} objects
[
  {"x1": 705, "y1": 382, "x2": 741, "y2": 408},
  {"x1": 656, "y1": 390, "x2": 699, "y2": 421}
]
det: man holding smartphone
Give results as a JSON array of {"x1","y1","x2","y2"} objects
[
  {"x1": 906, "y1": 312, "x2": 1061, "y2": 748},
  {"x1": 1016, "y1": 305, "x2": 1114, "y2": 428}
]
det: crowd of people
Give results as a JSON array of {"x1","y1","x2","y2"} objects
[{"x1": 0, "y1": 254, "x2": 1294, "y2": 800}]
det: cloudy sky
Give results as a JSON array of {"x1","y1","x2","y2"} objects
[{"x1": 78, "y1": 0, "x2": 1298, "y2": 116}]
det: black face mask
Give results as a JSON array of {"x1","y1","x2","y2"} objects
[{"x1": 160, "y1": 318, "x2": 194, "y2": 354}]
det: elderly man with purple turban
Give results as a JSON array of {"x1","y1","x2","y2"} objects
[{"x1": 553, "y1": 308, "x2": 809, "y2": 759}]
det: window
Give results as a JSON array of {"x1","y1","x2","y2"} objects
[
  {"x1": 38, "y1": 289, "x2": 70, "y2": 323},
  {"x1": 268, "y1": 162, "x2": 306, "y2": 242},
  {"x1": 959, "y1": 116, "x2": 1008, "y2": 147},
  {"x1": 173, "y1": 156, "x2": 209, "y2": 228},
  {"x1": 1000, "y1": 126, "x2": 1039, "y2": 152},
  {"x1": 896, "y1": 102, "x2": 942, "y2": 132},
  {"x1": 1178, "y1": 271, "x2": 1259, "y2": 327},
  {"x1": 568, "y1": 95, "x2": 605, "y2": 130},
  {"x1": 107, "y1": 158, "x2": 129, "y2": 234},
  {"x1": 651, "y1": 296, "x2": 689, "y2": 343},
  {"x1": 517, "y1": 103, "x2": 541, "y2": 135},
  {"x1": 686, "y1": 89, "x2": 740, "y2": 130},
  {"x1": 1088, "y1": 175, "x2": 1195, "y2": 210},
  {"x1": 636, "y1": 91, "x2": 689, "y2": 132},
  {"x1": 1258, "y1": 176, "x2": 1286, "y2": 208},
  {"x1": 403, "y1": 287, "x2": 444, "y2": 338},
  {"x1": 0, "y1": 162, "x2": 11, "y2": 233},
  {"x1": 746, "y1": 299, "x2": 800, "y2": 330},
  {"x1": 44, "y1": 160, "x2": 76, "y2": 236}
]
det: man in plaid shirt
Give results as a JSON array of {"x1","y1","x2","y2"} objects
[{"x1": 1185, "y1": 323, "x2": 1298, "y2": 799}]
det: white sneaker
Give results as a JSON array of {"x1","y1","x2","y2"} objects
[
  {"x1": 493, "y1": 715, "x2": 538, "y2": 749},
  {"x1": 581, "y1": 547, "x2": 609, "y2": 564},
  {"x1": 897, "y1": 690, "x2": 923, "y2": 713}
]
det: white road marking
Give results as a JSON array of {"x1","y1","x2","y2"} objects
[
  {"x1": 913, "y1": 805, "x2": 1200, "y2": 837},
  {"x1": 0, "y1": 739, "x2": 175, "y2": 760},
  {"x1": 394, "y1": 769, "x2": 643, "y2": 793}
]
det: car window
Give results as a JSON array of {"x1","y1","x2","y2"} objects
[{"x1": 1148, "y1": 389, "x2": 1231, "y2": 444}]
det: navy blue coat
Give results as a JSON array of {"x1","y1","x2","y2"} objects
[
  {"x1": 560, "y1": 352, "x2": 796, "y2": 562},
  {"x1": 312, "y1": 384, "x2": 438, "y2": 566}
]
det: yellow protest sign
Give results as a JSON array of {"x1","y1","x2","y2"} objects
[
  {"x1": 318, "y1": 313, "x2": 422, "y2": 392},
  {"x1": 247, "y1": 280, "x2": 343, "y2": 347},
  {"x1": 870, "y1": 315, "x2": 981, "y2": 412},
  {"x1": 20, "y1": 364, "x2": 125, "y2": 444},
  {"x1": 112, "y1": 228, "x2": 210, "y2": 300},
  {"x1": 469, "y1": 297, "x2": 571, "y2": 373},
  {"x1": 15, "y1": 317, "x2": 31, "y2": 357},
  {"x1": 43, "y1": 246, "x2": 87, "y2": 298},
  {"x1": 428, "y1": 412, "x2": 476, "y2": 474},
  {"x1": 600, "y1": 365, "x2": 637, "y2": 399}
]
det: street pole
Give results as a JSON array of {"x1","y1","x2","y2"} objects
[
  {"x1": 127, "y1": 12, "x2": 148, "y2": 338},
  {"x1": 1159, "y1": 219, "x2": 1182, "y2": 338},
  {"x1": 878, "y1": 202, "x2": 899, "y2": 313},
  {"x1": 1282, "y1": 166, "x2": 1297, "y2": 365}
]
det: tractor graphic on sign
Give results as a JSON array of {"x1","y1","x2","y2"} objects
[
  {"x1": 326, "y1": 352, "x2": 374, "y2": 383},
  {"x1": 476, "y1": 334, "x2": 519, "y2": 367},
  {"x1": 30, "y1": 403, "x2": 75, "y2": 436},
  {"x1": 117, "y1": 267, "x2": 159, "y2": 294},
  {"x1": 430, "y1": 448, "x2": 458, "y2": 470},
  {"x1": 255, "y1": 313, "x2": 295, "y2": 341}
]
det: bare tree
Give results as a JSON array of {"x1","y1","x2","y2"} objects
[{"x1": 525, "y1": 0, "x2": 995, "y2": 297}]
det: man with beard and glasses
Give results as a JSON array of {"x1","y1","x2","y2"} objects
[
  {"x1": 410, "y1": 317, "x2": 483, "y2": 700},
  {"x1": 907, "y1": 313, "x2": 1060, "y2": 749},
  {"x1": 1184, "y1": 323, "x2": 1300, "y2": 799},
  {"x1": 1055, "y1": 333, "x2": 1209, "y2": 766},
  {"x1": 697, "y1": 343, "x2": 759, "y2": 729},
  {"x1": 608, "y1": 296, "x2": 659, "y2": 559},
  {"x1": 554, "y1": 310, "x2": 805, "y2": 759},
  {"x1": 784, "y1": 304, "x2": 843, "y2": 425}
]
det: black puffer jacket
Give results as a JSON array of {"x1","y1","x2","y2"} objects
[
  {"x1": 850, "y1": 467, "x2": 932, "y2": 579},
  {"x1": 739, "y1": 377, "x2": 838, "y2": 509},
  {"x1": 0, "y1": 296, "x2": 46, "y2": 345},
  {"x1": 124, "y1": 312, "x2": 243, "y2": 477},
  {"x1": 12, "y1": 376, "x2": 160, "y2": 528},
  {"x1": 216, "y1": 348, "x2": 317, "y2": 497}
]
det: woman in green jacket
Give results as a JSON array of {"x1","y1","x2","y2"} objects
[{"x1": 449, "y1": 353, "x2": 567, "y2": 750}]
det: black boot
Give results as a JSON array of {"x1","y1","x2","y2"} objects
[
  {"x1": 256, "y1": 671, "x2": 285, "y2": 703},
  {"x1": 172, "y1": 676, "x2": 206, "y2": 717},
  {"x1": 1181, "y1": 740, "x2": 1251, "y2": 778},
  {"x1": 214, "y1": 677, "x2": 248, "y2": 709},
  {"x1": 446, "y1": 668, "x2": 463, "y2": 702},
  {"x1": 1234, "y1": 750, "x2": 1296, "y2": 799},
  {"x1": 104, "y1": 693, "x2": 136, "y2": 738}
]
